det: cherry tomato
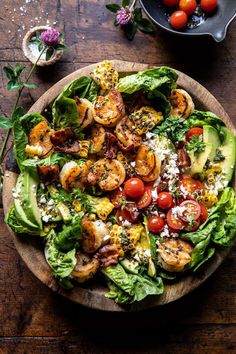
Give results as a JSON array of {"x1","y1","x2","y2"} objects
[
  {"x1": 178, "y1": 200, "x2": 201, "y2": 223},
  {"x1": 200, "y1": 0, "x2": 218, "y2": 12},
  {"x1": 147, "y1": 216, "x2": 165, "y2": 233},
  {"x1": 199, "y1": 203, "x2": 208, "y2": 224},
  {"x1": 186, "y1": 127, "x2": 204, "y2": 141},
  {"x1": 170, "y1": 10, "x2": 188, "y2": 30},
  {"x1": 136, "y1": 187, "x2": 153, "y2": 209},
  {"x1": 116, "y1": 203, "x2": 140, "y2": 224},
  {"x1": 156, "y1": 180, "x2": 169, "y2": 193},
  {"x1": 110, "y1": 188, "x2": 126, "y2": 208},
  {"x1": 124, "y1": 178, "x2": 145, "y2": 199},
  {"x1": 162, "y1": 0, "x2": 180, "y2": 7},
  {"x1": 166, "y1": 209, "x2": 186, "y2": 230},
  {"x1": 179, "y1": 177, "x2": 205, "y2": 194},
  {"x1": 179, "y1": 0, "x2": 197, "y2": 15},
  {"x1": 157, "y1": 192, "x2": 173, "y2": 209}
]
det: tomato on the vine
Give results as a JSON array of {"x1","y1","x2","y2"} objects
[
  {"x1": 179, "y1": 0, "x2": 197, "y2": 15},
  {"x1": 185, "y1": 127, "x2": 204, "y2": 141},
  {"x1": 157, "y1": 192, "x2": 173, "y2": 210},
  {"x1": 166, "y1": 209, "x2": 186, "y2": 230},
  {"x1": 147, "y1": 216, "x2": 165, "y2": 233},
  {"x1": 162, "y1": 0, "x2": 180, "y2": 7},
  {"x1": 178, "y1": 200, "x2": 201, "y2": 223},
  {"x1": 200, "y1": 0, "x2": 218, "y2": 12},
  {"x1": 116, "y1": 203, "x2": 140, "y2": 224},
  {"x1": 170, "y1": 10, "x2": 188, "y2": 30},
  {"x1": 124, "y1": 178, "x2": 145, "y2": 199},
  {"x1": 136, "y1": 187, "x2": 153, "y2": 209}
]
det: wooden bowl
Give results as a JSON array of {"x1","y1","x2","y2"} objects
[{"x1": 3, "y1": 60, "x2": 236, "y2": 312}]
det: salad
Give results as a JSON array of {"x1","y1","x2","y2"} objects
[{"x1": 6, "y1": 61, "x2": 236, "y2": 305}]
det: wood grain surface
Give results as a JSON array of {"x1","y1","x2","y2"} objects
[{"x1": 1, "y1": 0, "x2": 236, "y2": 353}]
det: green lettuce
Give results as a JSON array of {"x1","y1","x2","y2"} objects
[
  {"x1": 52, "y1": 76, "x2": 98, "y2": 134},
  {"x1": 13, "y1": 112, "x2": 44, "y2": 170},
  {"x1": 54, "y1": 212, "x2": 83, "y2": 252},
  {"x1": 102, "y1": 263, "x2": 164, "y2": 304},
  {"x1": 45, "y1": 230, "x2": 76, "y2": 288},
  {"x1": 181, "y1": 187, "x2": 236, "y2": 271},
  {"x1": 5, "y1": 206, "x2": 40, "y2": 235}
]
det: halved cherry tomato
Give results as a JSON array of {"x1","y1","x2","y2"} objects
[
  {"x1": 157, "y1": 192, "x2": 173, "y2": 210},
  {"x1": 110, "y1": 188, "x2": 126, "y2": 208},
  {"x1": 179, "y1": 177, "x2": 205, "y2": 194},
  {"x1": 185, "y1": 127, "x2": 204, "y2": 142},
  {"x1": 170, "y1": 10, "x2": 188, "y2": 30},
  {"x1": 136, "y1": 187, "x2": 152, "y2": 209},
  {"x1": 166, "y1": 209, "x2": 186, "y2": 230},
  {"x1": 179, "y1": 200, "x2": 201, "y2": 223},
  {"x1": 116, "y1": 203, "x2": 140, "y2": 224},
  {"x1": 162, "y1": 0, "x2": 179, "y2": 7},
  {"x1": 199, "y1": 203, "x2": 208, "y2": 224},
  {"x1": 156, "y1": 180, "x2": 169, "y2": 193},
  {"x1": 124, "y1": 178, "x2": 145, "y2": 199},
  {"x1": 200, "y1": 0, "x2": 218, "y2": 12},
  {"x1": 147, "y1": 216, "x2": 165, "y2": 233},
  {"x1": 179, "y1": 0, "x2": 197, "y2": 15}
]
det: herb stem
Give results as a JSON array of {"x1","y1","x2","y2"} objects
[
  {"x1": 0, "y1": 47, "x2": 46, "y2": 166},
  {"x1": 129, "y1": 0, "x2": 137, "y2": 11}
]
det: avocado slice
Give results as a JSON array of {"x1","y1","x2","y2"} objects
[
  {"x1": 203, "y1": 125, "x2": 221, "y2": 161},
  {"x1": 120, "y1": 259, "x2": 139, "y2": 274},
  {"x1": 57, "y1": 202, "x2": 72, "y2": 223},
  {"x1": 189, "y1": 143, "x2": 213, "y2": 176},
  {"x1": 14, "y1": 172, "x2": 42, "y2": 231},
  {"x1": 215, "y1": 127, "x2": 236, "y2": 182}
]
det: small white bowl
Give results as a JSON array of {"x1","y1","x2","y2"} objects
[{"x1": 22, "y1": 26, "x2": 64, "y2": 66}]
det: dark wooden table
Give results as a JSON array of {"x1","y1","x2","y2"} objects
[{"x1": 1, "y1": 1, "x2": 236, "y2": 353}]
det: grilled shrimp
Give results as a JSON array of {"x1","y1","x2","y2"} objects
[
  {"x1": 135, "y1": 145, "x2": 155, "y2": 176},
  {"x1": 28, "y1": 120, "x2": 53, "y2": 157},
  {"x1": 170, "y1": 89, "x2": 194, "y2": 119},
  {"x1": 81, "y1": 217, "x2": 110, "y2": 253},
  {"x1": 89, "y1": 124, "x2": 106, "y2": 153},
  {"x1": 157, "y1": 238, "x2": 193, "y2": 272},
  {"x1": 75, "y1": 97, "x2": 95, "y2": 129},
  {"x1": 71, "y1": 251, "x2": 100, "y2": 283},
  {"x1": 142, "y1": 155, "x2": 161, "y2": 182},
  {"x1": 94, "y1": 88, "x2": 126, "y2": 127},
  {"x1": 59, "y1": 161, "x2": 81, "y2": 191},
  {"x1": 87, "y1": 158, "x2": 126, "y2": 191},
  {"x1": 115, "y1": 116, "x2": 142, "y2": 149}
]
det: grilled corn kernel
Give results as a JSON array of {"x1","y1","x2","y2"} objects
[
  {"x1": 92, "y1": 60, "x2": 118, "y2": 91},
  {"x1": 130, "y1": 106, "x2": 163, "y2": 135},
  {"x1": 193, "y1": 190, "x2": 218, "y2": 208},
  {"x1": 206, "y1": 166, "x2": 222, "y2": 175},
  {"x1": 127, "y1": 224, "x2": 144, "y2": 250},
  {"x1": 110, "y1": 224, "x2": 124, "y2": 257},
  {"x1": 25, "y1": 144, "x2": 43, "y2": 157},
  {"x1": 95, "y1": 197, "x2": 114, "y2": 221},
  {"x1": 77, "y1": 140, "x2": 90, "y2": 158},
  {"x1": 88, "y1": 213, "x2": 96, "y2": 221},
  {"x1": 72, "y1": 200, "x2": 82, "y2": 212}
]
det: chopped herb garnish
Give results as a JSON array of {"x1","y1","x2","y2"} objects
[
  {"x1": 186, "y1": 134, "x2": 205, "y2": 155},
  {"x1": 214, "y1": 148, "x2": 225, "y2": 162}
]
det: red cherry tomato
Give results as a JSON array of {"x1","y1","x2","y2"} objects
[
  {"x1": 124, "y1": 178, "x2": 145, "y2": 199},
  {"x1": 200, "y1": 0, "x2": 218, "y2": 12},
  {"x1": 170, "y1": 10, "x2": 188, "y2": 30},
  {"x1": 147, "y1": 216, "x2": 165, "y2": 233},
  {"x1": 136, "y1": 187, "x2": 153, "y2": 209},
  {"x1": 156, "y1": 180, "x2": 169, "y2": 193},
  {"x1": 178, "y1": 200, "x2": 201, "y2": 223},
  {"x1": 116, "y1": 203, "x2": 140, "y2": 224},
  {"x1": 110, "y1": 188, "x2": 126, "y2": 208},
  {"x1": 166, "y1": 209, "x2": 186, "y2": 230},
  {"x1": 199, "y1": 203, "x2": 208, "y2": 224},
  {"x1": 179, "y1": 177, "x2": 205, "y2": 194},
  {"x1": 157, "y1": 192, "x2": 173, "y2": 209},
  {"x1": 162, "y1": 0, "x2": 180, "y2": 7},
  {"x1": 186, "y1": 127, "x2": 204, "y2": 141},
  {"x1": 179, "y1": 0, "x2": 197, "y2": 15}
]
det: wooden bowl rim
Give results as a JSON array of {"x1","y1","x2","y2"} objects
[{"x1": 3, "y1": 60, "x2": 236, "y2": 312}]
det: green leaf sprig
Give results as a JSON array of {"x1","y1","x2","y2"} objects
[
  {"x1": 106, "y1": 0, "x2": 155, "y2": 41},
  {"x1": 186, "y1": 134, "x2": 206, "y2": 155}
]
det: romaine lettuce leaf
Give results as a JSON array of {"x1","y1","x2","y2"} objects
[
  {"x1": 102, "y1": 263, "x2": 164, "y2": 304},
  {"x1": 45, "y1": 230, "x2": 76, "y2": 285},
  {"x1": 5, "y1": 206, "x2": 40, "y2": 235},
  {"x1": 54, "y1": 212, "x2": 83, "y2": 251},
  {"x1": 52, "y1": 76, "x2": 98, "y2": 134}
]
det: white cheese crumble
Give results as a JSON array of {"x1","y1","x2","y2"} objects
[
  {"x1": 130, "y1": 161, "x2": 136, "y2": 168},
  {"x1": 179, "y1": 184, "x2": 189, "y2": 198},
  {"x1": 172, "y1": 206, "x2": 186, "y2": 218},
  {"x1": 159, "y1": 225, "x2": 170, "y2": 238},
  {"x1": 123, "y1": 220, "x2": 132, "y2": 227},
  {"x1": 151, "y1": 189, "x2": 158, "y2": 201}
]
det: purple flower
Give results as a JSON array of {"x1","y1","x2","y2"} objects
[
  {"x1": 116, "y1": 7, "x2": 133, "y2": 26},
  {"x1": 41, "y1": 28, "x2": 60, "y2": 47}
]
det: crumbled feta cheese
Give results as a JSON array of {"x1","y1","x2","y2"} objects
[
  {"x1": 172, "y1": 205, "x2": 186, "y2": 218},
  {"x1": 42, "y1": 214, "x2": 51, "y2": 223},
  {"x1": 130, "y1": 161, "x2": 136, "y2": 168},
  {"x1": 146, "y1": 132, "x2": 155, "y2": 139},
  {"x1": 159, "y1": 225, "x2": 170, "y2": 238},
  {"x1": 179, "y1": 184, "x2": 189, "y2": 198},
  {"x1": 48, "y1": 199, "x2": 54, "y2": 206},
  {"x1": 103, "y1": 234, "x2": 111, "y2": 242},
  {"x1": 123, "y1": 220, "x2": 132, "y2": 227},
  {"x1": 151, "y1": 189, "x2": 158, "y2": 201}
]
